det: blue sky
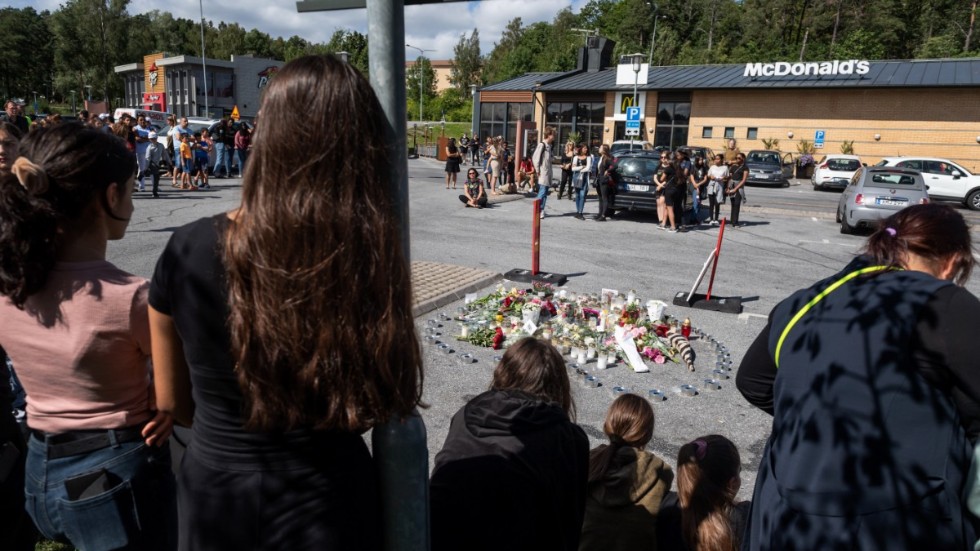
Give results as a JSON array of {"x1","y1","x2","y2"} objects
[{"x1": 8, "y1": 0, "x2": 591, "y2": 61}]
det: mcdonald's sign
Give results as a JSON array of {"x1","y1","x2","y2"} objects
[{"x1": 614, "y1": 92, "x2": 646, "y2": 118}]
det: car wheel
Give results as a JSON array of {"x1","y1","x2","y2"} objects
[
  {"x1": 967, "y1": 189, "x2": 980, "y2": 211},
  {"x1": 840, "y1": 214, "x2": 853, "y2": 235},
  {"x1": 835, "y1": 207, "x2": 841, "y2": 223}
]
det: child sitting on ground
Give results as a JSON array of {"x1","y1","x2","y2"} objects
[
  {"x1": 579, "y1": 393, "x2": 673, "y2": 551},
  {"x1": 657, "y1": 434, "x2": 750, "y2": 551}
]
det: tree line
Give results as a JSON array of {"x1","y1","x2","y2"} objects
[{"x1": 2, "y1": 0, "x2": 977, "y2": 118}]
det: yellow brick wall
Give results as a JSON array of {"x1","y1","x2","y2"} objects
[{"x1": 686, "y1": 88, "x2": 980, "y2": 172}]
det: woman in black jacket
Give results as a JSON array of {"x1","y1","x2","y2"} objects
[
  {"x1": 431, "y1": 337, "x2": 589, "y2": 551},
  {"x1": 735, "y1": 204, "x2": 980, "y2": 550}
]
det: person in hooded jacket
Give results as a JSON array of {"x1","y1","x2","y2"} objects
[
  {"x1": 431, "y1": 337, "x2": 589, "y2": 551},
  {"x1": 579, "y1": 393, "x2": 673, "y2": 551}
]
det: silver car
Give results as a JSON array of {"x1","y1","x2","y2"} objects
[{"x1": 837, "y1": 167, "x2": 929, "y2": 234}]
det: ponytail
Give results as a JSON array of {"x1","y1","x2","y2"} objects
[
  {"x1": 588, "y1": 393, "x2": 654, "y2": 483},
  {"x1": 677, "y1": 434, "x2": 741, "y2": 551},
  {"x1": 0, "y1": 168, "x2": 58, "y2": 307}
]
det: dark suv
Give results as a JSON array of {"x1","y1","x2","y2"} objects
[{"x1": 612, "y1": 150, "x2": 662, "y2": 212}]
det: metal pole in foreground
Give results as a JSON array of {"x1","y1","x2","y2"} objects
[{"x1": 365, "y1": 3, "x2": 429, "y2": 551}]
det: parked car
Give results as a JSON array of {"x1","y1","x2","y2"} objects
[
  {"x1": 836, "y1": 167, "x2": 929, "y2": 234},
  {"x1": 874, "y1": 156, "x2": 980, "y2": 210},
  {"x1": 744, "y1": 150, "x2": 794, "y2": 186},
  {"x1": 678, "y1": 145, "x2": 715, "y2": 161},
  {"x1": 610, "y1": 140, "x2": 653, "y2": 155},
  {"x1": 612, "y1": 150, "x2": 662, "y2": 213},
  {"x1": 812, "y1": 155, "x2": 863, "y2": 191}
]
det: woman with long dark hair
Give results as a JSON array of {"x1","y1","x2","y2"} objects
[
  {"x1": 0, "y1": 123, "x2": 177, "y2": 550},
  {"x1": 149, "y1": 55, "x2": 423, "y2": 549},
  {"x1": 570, "y1": 143, "x2": 593, "y2": 220},
  {"x1": 445, "y1": 137, "x2": 462, "y2": 189},
  {"x1": 594, "y1": 143, "x2": 616, "y2": 221},
  {"x1": 557, "y1": 140, "x2": 575, "y2": 200},
  {"x1": 736, "y1": 203, "x2": 980, "y2": 550},
  {"x1": 726, "y1": 153, "x2": 747, "y2": 227},
  {"x1": 431, "y1": 337, "x2": 589, "y2": 551},
  {"x1": 580, "y1": 394, "x2": 673, "y2": 550}
]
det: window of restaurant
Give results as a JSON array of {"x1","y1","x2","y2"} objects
[
  {"x1": 479, "y1": 102, "x2": 532, "y2": 146},
  {"x1": 653, "y1": 93, "x2": 691, "y2": 150},
  {"x1": 546, "y1": 100, "x2": 605, "y2": 151}
]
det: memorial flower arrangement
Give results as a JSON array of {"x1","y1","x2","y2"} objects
[{"x1": 454, "y1": 285, "x2": 690, "y2": 369}]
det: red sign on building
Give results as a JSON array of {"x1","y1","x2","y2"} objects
[{"x1": 142, "y1": 92, "x2": 167, "y2": 112}]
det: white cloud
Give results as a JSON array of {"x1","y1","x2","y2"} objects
[{"x1": 9, "y1": 0, "x2": 590, "y2": 60}]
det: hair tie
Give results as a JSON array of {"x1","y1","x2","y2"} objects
[
  {"x1": 692, "y1": 439, "x2": 708, "y2": 460},
  {"x1": 885, "y1": 227, "x2": 897, "y2": 237},
  {"x1": 10, "y1": 157, "x2": 48, "y2": 194}
]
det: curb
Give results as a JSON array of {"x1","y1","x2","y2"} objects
[{"x1": 413, "y1": 274, "x2": 502, "y2": 317}]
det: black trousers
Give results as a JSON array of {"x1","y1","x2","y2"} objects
[
  {"x1": 459, "y1": 194, "x2": 488, "y2": 208},
  {"x1": 729, "y1": 193, "x2": 742, "y2": 224},
  {"x1": 596, "y1": 184, "x2": 614, "y2": 218},
  {"x1": 708, "y1": 195, "x2": 722, "y2": 221},
  {"x1": 149, "y1": 163, "x2": 161, "y2": 196},
  {"x1": 557, "y1": 170, "x2": 572, "y2": 198}
]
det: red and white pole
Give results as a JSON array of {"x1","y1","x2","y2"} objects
[
  {"x1": 705, "y1": 218, "x2": 727, "y2": 301},
  {"x1": 531, "y1": 199, "x2": 541, "y2": 275}
]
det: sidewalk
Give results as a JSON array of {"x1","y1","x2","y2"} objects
[{"x1": 412, "y1": 261, "x2": 500, "y2": 317}]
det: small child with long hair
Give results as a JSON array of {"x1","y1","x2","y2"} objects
[
  {"x1": 579, "y1": 393, "x2": 673, "y2": 551},
  {"x1": 658, "y1": 434, "x2": 749, "y2": 551}
]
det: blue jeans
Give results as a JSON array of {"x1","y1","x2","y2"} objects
[
  {"x1": 213, "y1": 142, "x2": 227, "y2": 176},
  {"x1": 235, "y1": 149, "x2": 249, "y2": 177},
  {"x1": 25, "y1": 434, "x2": 177, "y2": 550},
  {"x1": 574, "y1": 185, "x2": 587, "y2": 214},
  {"x1": 691, "y1": 188, "x2": 701, "y2": 221},
  {"x1": 536, "y1": 180, "x2": 550, "y2": 210}
]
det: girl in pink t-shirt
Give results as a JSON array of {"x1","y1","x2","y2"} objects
[{"x1": 0, "y1": 123, "x2": 176, "y2": 550}]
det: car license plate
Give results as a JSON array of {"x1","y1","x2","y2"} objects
[
  {"x1": 875, "y1": 198, "x2": 905, "y2": 207},
  {"x1": 626, "y1": 184, "x2": 649, "y2": 192},
  {"x1": 757, "y1": 174, "x2": 769, "y2": 179}
]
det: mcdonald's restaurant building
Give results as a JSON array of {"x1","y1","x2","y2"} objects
[{"x1": 474, "y1": 38, "x2": 980, "y2": 173}]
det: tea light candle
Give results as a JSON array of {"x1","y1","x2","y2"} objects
[
  {"x1": 460, "y1": 324, "x2": 470, "y2": 337},
  {"x1": 586, "y1": 347, "x2": 596, "y2": 360}
]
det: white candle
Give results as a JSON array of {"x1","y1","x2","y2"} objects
[{"x1": 460, "y1": 324, "x2": 469, "y2": 337}]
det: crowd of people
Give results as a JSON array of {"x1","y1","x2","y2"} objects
[
  {"x1": 1, "y1": 100, "x2": 253, "y2": 198},
  {"x1": 2, "y1": 53, "x2": 980, "y2": 551},
  {"x1": 450, "y1": 129, "x2": 751, "y2": 230}
]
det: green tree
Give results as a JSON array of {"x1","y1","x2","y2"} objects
[
  {"x1": 51, "y1": 0, "x2": 130, "y2": 108},
  {"x1": 450, "y1": 28, "x2": 481, "y2": 92},
  {"x1": 406, "y1": 56, "x2": 437, "y2": 119},
  {"x1": 0, "y1": 8, "x2": 54, "y2": 104},
  {"x1": 325, "y1": 29, "x2": 369, "y2": 73}
]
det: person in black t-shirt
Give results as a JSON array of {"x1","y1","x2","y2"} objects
[{"x1": 148, "y1": 54, "x2": 422, "y2": 550}]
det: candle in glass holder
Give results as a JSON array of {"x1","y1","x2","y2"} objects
[
  {"x1": 460, "y1": 324, "x2": 470, "y2": 337},
  {"x1": 587, "y1": 346, "x2": 597, "y2": 360},
  {"x1": 596, "y1": 356, "x2": 609, "y2": 370},
  {"x1": 577, "y1": 351, "x2": 588, "y2": 364}
]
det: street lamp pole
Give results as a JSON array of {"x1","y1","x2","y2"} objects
[
  {"x1": 199, "y1": 0, "x2": 210, "y2": 118},
  {"x1": 630, "y1": 53, "x2": 643, "y2": 149},
  {"x1": 648, "y1": 15, "x2": 665, "y2": 65},
  {"x1": 406, "y1": 44, "x2": 433, "y2": 124}
]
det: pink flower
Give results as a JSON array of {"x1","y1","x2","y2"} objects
[{"x1": 652, "y1": 349, "x2": 666, "y2": 364}]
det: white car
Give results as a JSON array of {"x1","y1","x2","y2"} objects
[
  {"x1": 875, "y1": 157, "x2": 980, "y2": 210},
  {"x1": 610, "y1": 140, "x2": 654, "y2": 155},
  {"x1": 812, "y1": 155, "x2": 863, "y2": 191}
]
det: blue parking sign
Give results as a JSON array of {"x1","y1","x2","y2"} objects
[
  {"x1": 814, "y1": 130, "x2": 825, "y2": 148},
  {"x1": 626, "y1": 106, "x2": 641, "y2": 122}
]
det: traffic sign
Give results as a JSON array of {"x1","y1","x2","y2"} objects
[
  {"x1": 625, "y1": 127, "x2": 640, "y2": 136},
  {"x1": 231, "y1": 105, "x2": 241, "y2": 121},
  {"x1": 626, "y1": 106, "x2": 641, "y2": 122},
  {"x1": 814, "y1": 130, "x2": 825, "y2": 148}
]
